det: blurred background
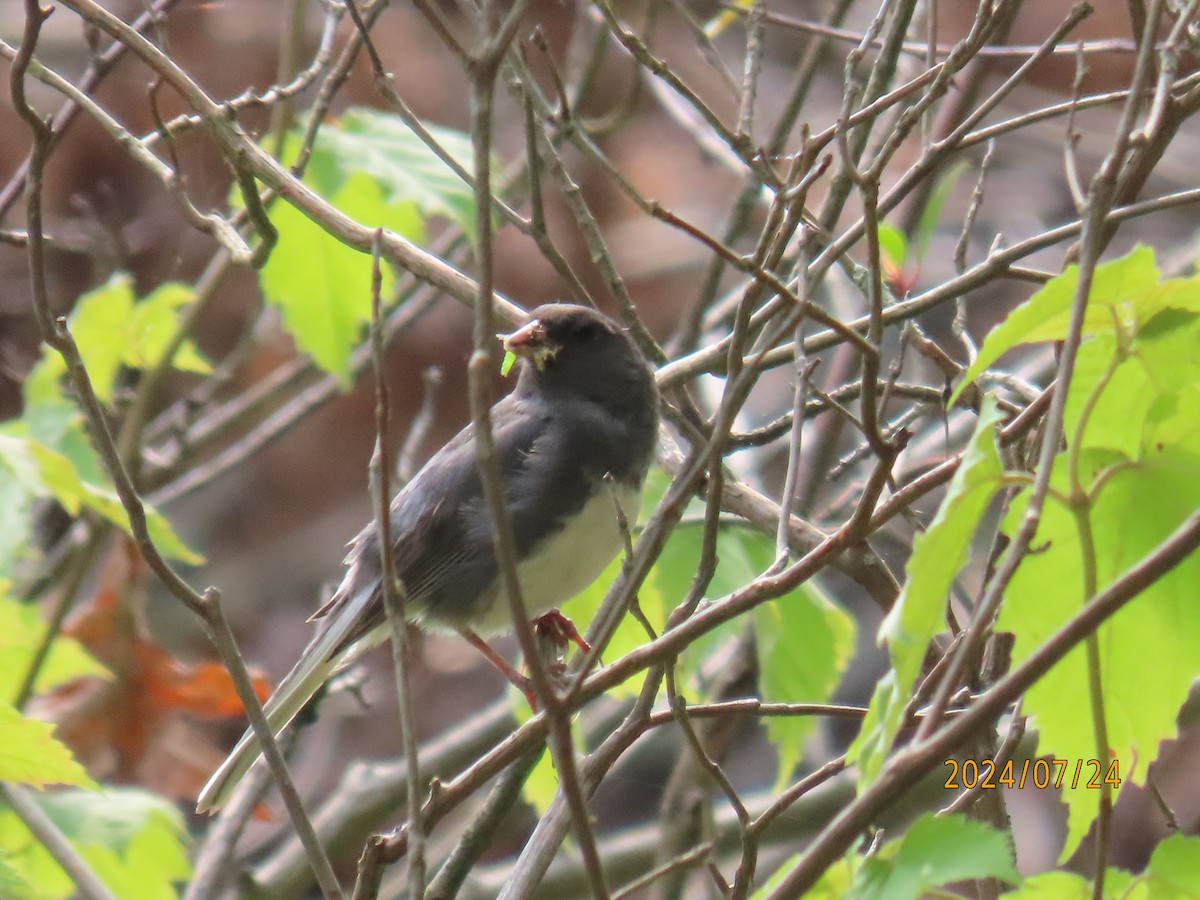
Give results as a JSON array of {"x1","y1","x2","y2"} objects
[{"x1": 3, "y1": 0, "x2": 1200, "y2": 895}]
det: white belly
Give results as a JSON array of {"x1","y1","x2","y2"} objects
[{"x1": 472, "y1": 481, "x2": 640, "y2": 635}]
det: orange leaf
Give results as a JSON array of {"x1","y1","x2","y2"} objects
[
  {"x1": 138, "y1": 646, "x2": 272, "y2": 719},
  {"x1": 31, "y1": 537, "x2": 274, "y2": 802}
]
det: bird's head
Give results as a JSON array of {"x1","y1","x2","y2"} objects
[
  {"x1": 500, "y1": 303, "x2": 618, "y2": 367},
  {"x1": 498, "y1": 303, "x2": 650, "y2": 391}
]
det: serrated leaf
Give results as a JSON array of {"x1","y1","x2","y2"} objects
[
  {"x1": 308, "y1": 107, "x2": 479, "y2": 239},
  {"x1": 845, "y1": 670, "x2": 905, "y2": 792},
  {"x1": 0, "y1": 436, "x2": 52, "y2": 501},
  {"x1": 881, "y1": 395, "x2": 1003, "y2": 684},
  {"x1": 850, "y1": 813, "x2": 1018, "y2": 899},
  {"x1": 56, "y1": 276, "x2": 212, "y2": 403},
  {"x1": 850, "y1": 397, "x2": 1004, "y2": 784},
  {"x1": 260, "y1": 172, "x2": 400, "y2": 384},
  {"x1": 998, "y1": 447, "x2": 1200, "y2": 861},
  {"x1": 77, "y1": 482, "x2": 203, "y2": 566},
  {"x1": 0, "y1": 434, "x2": 85, "y2": 518},
  {"x1": 952, "y1": 245, "x2": 1168, "y2": 405},
  {"x1": 0, "y1": 702, "x2": 95, "y2": 789},
  {"x1": 0, "y1": 434, "x2": 201, "y2": 566},
  {"x1": 758, "y1": 604, "x2": 854, "y2": 784},
  {"x1": 571, "y1": 485, "x2": 855, "y2": 782}
]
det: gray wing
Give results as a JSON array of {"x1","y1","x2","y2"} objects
[{"x1": 316, "y1": 392, "x2": 603, "y2": 640}]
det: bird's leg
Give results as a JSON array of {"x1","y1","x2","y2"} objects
[
  {"x1": 458, "y1": 628, "x2": 536, "y2": 705},
  {"x1": 532, "y1": 609, "x2": 591, "y2": 655}
]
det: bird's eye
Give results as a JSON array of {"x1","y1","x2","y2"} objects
[{"x1": 576, "y1": 323, "x2": 600, "y2": 342}]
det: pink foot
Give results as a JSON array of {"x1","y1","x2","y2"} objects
[{"x1": 532, "y1": 609, "x2": 591, "y2": 655}]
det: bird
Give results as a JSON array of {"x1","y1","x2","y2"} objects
[{"x1": 197, "y1": 302, "x2": 660, "y2": 812}]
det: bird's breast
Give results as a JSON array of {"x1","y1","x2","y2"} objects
[{"x1": 470, "y1": 477, "x2": 641, "y2": 635}]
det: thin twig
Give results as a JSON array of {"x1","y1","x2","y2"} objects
[
  {"x1": 369, "y1": 228, "x2": 426, "y2": 899},
  {"x1": 0, "y1": 784, "x2": 117, "y2": 900}
]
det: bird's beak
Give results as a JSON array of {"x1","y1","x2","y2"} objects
[{"x1": 497, "y1": 319, "x2": 558, "y2": 370}]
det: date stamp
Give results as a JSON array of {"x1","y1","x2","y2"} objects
[{"x1": 944, "y1": 758, "x2": 1121, "y2": 791}]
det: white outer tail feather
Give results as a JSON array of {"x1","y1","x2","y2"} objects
[{"x1": 195, "y1": 584, "x2": 386, "y2": 813}]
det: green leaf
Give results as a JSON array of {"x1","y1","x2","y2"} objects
[
  {"x1": 66, "y1": 276, "x2": 134, "y2": 404},
  {"x1": 17, "y1": 371, "x2": 104, "y2": 486},
  {"x1": 1063, "y1": 310, "x2": 1200, "y2": 459},
  {"x1": 0, "y1": 273, "x2": 208, "y2": 573},
  {"x1": 126, "y1": 282, "x2": 210, "y2": 375},
  {"x1": 307, "y1": 107, "x2": 479, "y2": 239},
  {"x1": 519, "y1": 745, "x2": 558, "y2": 817},
  {"x1": 0, "y1": 789, "x2": 191, "y2": 900},
  {"x1": 77, "y1": 482, "x2": 204, "y2": 566},
  {"x1": 741, "y1": 533, "x2": 855, "y2": 785},
  {"x1": 0, "y1": 593, "x2": 108, "y2": 701},
  {"x1": 989, "y1": 835, "x2": 1200, "y2": 899},
  {"x1": 1131, "y1": 833, "x2": 1200, "y2": 898},
  {"x1": 500, "y1": 349, "x2": 517, "y2": 377},
  {"x1": 1003, "y1": 871, "x2": 1093, "y2": 899},
  {"x1": 0, "y1": 478, "x2": 31, "y2": 580},
  {"x1": 1145, "y1": 382, "x2": 1200, "y2": 458},
  {"x1": 847, "y1": 670, "x2": 906, "y2": 790},
  {"x1": 753, "y1": 854, "x2": 852, "y2": 899},
  {"x1": 998, "y1": 447, "x2": 1200, "y2": 861},
  {"x1": 755, "y1": 577, "x2": 854, "y2": 756},
  {"x1": 570, "y1": 478, "x2": 854, "y2": 784},
  {"x1": 914, "y1": 161, "x2": 969, "y2": 266},
  {"x1": 1061, "y1": 335, "x2": 1147, "y2": 459},
  {"x1": 952, "y1": 245, "x2": 1170, "y2": 405},
  {"x1": 849, "y1": 397, "x2": 1004, "y2": 784},
  {"x1": 1004, "y1": 869, "x2": 1141, "y2": 899},
  {"x1": 877, "y1": 224, "x2": 908, "y2": 271},
  {"x1": 0, "y1": 852, "x2": 33, "y2": 899},
  {"x1": 44, "y1": 276, "x2": 211, "y2": 404},
  {"x1": 0, "y1": 433, "x2": 202, "y2": 568},
  {"x1": 0, "y1": 435, "x2": 59, "y2": 506},
  {"x1": 259, "y1": 173, "x2": 399, "y2": 385},
  {"x1": 850, "y1": 813, "x2": 1018, "y2": 899},
  {"x1": 0, "y1": 702, "x2": 94, "y2": 789},
  {"x1": 594, "y1": 516, "x2": 854, "y2": 779},
  {"x1": 253, "y1": 110, "x2": 482, "y2": 383}
]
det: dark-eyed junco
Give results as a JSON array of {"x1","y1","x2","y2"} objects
[{"x1": 197, "y1": 303, "x2": 659, "y2": 812}]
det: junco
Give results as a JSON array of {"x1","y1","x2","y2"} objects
[{"x1": 197, "y1": 303, "x2": 660, "y2": 812}]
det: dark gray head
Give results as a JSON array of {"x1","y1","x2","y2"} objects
[{"x1": 500, "y1": 303, "x2": 658, "y2": 417}]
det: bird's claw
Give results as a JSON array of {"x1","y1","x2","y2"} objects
[{"x1": 532, "y1": 609, "x2": 591, "y2": 655}]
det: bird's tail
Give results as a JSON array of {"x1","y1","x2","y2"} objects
[{"x1": 195, "y1": 584, "x2": 383, "y2": 813}]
